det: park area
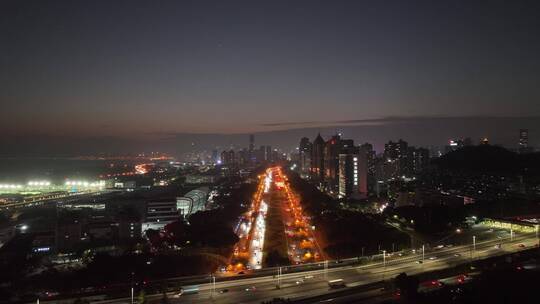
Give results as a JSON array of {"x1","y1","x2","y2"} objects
[{"x1": 262, "y1": 189, "x2": 290, "y2": 267}]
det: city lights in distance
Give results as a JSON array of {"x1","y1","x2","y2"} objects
[
  {"x1": 27, "y1": 181, "x2": 51, "y2": 187},
  {"x1": 65, "y1": 180, "x2": 106, "y2": 188},
  {"x1": 0, "y1": 184, "x2": 23, "y2": 189}
]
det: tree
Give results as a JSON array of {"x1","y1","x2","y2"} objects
[{"x1": 264, "y1": 250, "x2": 289, "y2": 267}]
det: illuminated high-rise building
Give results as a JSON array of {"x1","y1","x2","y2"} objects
[
  {"x1": 324, "y1": 134, "x2": 342, "y2": 191},
  {"x1": 249, "y1": 134, "x2": 255, "y2": 152},
  {"x1": 311, "y1": 133, "x2": 325, "y2": 182},
  {"x1": 338, "y1": 152, "x2": 367, "y2": 199},
  {"x1": 384, "y1": 139, "x2": 409, "y2": 178},
  {"x1": 360, "y1": 143, "x2": 376, "y2": 193},
  {"x1": 518, "y1": 129, "x2": 532, "y2": 153},
  {"x1": 220, "y1": 150, "x2": 236, "y2": 165},
  {"x1": 299, "y1": 137, "x2": 312, "y2": 176}
]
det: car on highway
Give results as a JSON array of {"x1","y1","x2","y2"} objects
[
  {"x1": 245, "y1": 286, "x2": 257, "y2": 292},
  {"x1": 416, "y1": 260, "x2": 423, "y2": 264},
  {"x1": 494, "y1": 243, "x2": 501, "y2": 249},
  {"x1": 219, "y1": 289, "x2": 229, "y2": 294},
  {"x1": 454, "y1": 253, "x2": 461, "y2": 257},
  {"x1": 518, "y1": 243, "x2": 526, "y2": 248},
  {"x1": 457, "y1": 274, "x2": 472, "y2": 284},
  {"x1": 328, "y1": 279, "x2": 346, "y2": 288},
  {"x1": 429, "y1": 256, "x2": 438, "y2": 260},
  {"x1": 174, "y1": 285, "x2": 199, "y2": 297}
]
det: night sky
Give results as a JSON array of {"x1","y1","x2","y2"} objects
[{"x1": 1, "y1": 0, "x2": 540, "y2": 155}]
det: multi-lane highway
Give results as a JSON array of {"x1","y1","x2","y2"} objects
[{"x1": 94, "y1": 230, "x2": 539, "y2": 304}]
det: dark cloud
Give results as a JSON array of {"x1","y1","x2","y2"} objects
[{"x1": 259, "y1": 116, "x2": 540, "y2": 128}]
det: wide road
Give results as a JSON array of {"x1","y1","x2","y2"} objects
[{"x1": 95, "y1": 231, "x2": 539, "y2": 304}]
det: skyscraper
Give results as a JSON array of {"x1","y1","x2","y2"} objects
[
  {"x1": 311, "y1": 133, "x2": 325, "y2": 182},
  {"x1": 338, "y1": 152, "x2": 367, "y2": 199},
  {"x1": 249, "y1": 134, "x2": 255, "y2": 152},
  {"x1": 322, "y1": 135, "x2": 359, "y2": 193},
  {"x1": 409, "y1": 147, "x2": 430, "y2": 174},
  {"x1": 324, "y1": 134, "x2": 342, "y2": 191},
  {"x1": 249, "y1": 134, "x2": 255, "y2": 163},
  {"x1": 360, "y1": 143, "x2": 376, "y2": 194},
  {"x1": 265, "y1": 145, "x2": 272, "y2": 162},
  {"x1": 299, "y1": 137, "x2": 312, "y2": 177},
  {"x1": 211, "y1": 149, "x2": 219, "y2": 164},
  {"x1": 220, "y1": 150, "x2": 236, "y2": 166},
  {"x1": 384, "y1": 139, "x2": 409, "y2": 178},
  {"x1": 519, "y1": 129, "x2": 531, "y2": 153}
]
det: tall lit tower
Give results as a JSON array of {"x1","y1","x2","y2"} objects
[
  {"x1": 519, "y1": 129, "x2": 529, "y2": 148},
  {"x1": 249, "y1": 134, "x2": 255, "y2": 152},
  {"x1": 311, "y1": 133, "x2": 325, "y2": 182}
]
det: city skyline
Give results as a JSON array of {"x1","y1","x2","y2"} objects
[{"x1": 1, "y1": 116, "x2": 538, "y2": 157}]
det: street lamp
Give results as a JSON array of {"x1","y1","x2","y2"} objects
[
  {"x1": 472, "y1": 236, "x2": 476, "y2": 261},
  {"x1": 382, "y1": 250, "x2": 387, "y2": 280},
  {"x1": 422, "y1": 244, "x2": 425, "y2": 264},
  {"x1": 277, "y1": 266, "x2": 282, "y2": 289},
  {"x1": 536, "y1": 225, "x2": 540, "y2": 246},
  {"x1": 211, "y1": 274, "x2": 216, "y2": 298},
  {"x1": 130, "y1": 272, "x2": 134, "y2": 304}
]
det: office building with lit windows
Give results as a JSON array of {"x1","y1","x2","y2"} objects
[
  {"x1": 142, "y1": 200, "x2": 179, "y2": 234},
  {"x1": 338, "y1": 152, "x2": 367, "y2": 199}
]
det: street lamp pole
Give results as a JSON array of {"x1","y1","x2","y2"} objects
[
  {"x1": 472, "y1": 236, "x2": 476, "y2": 261},
  {"x1": 130, "y1": 272, "x2": 134, "y2": 304},
  {"x1": 510, "y1": 228, "x2": 514, "y2": 241},
  {"x1": 210, "y1": 274, "x2": 216, "y2": 298},
  {"x1": 382, "y1": 250, "x2": 387, "y2": 280},
  {"x1": 422, "y1": 244, "x2": 425, "y2": 264},
  {"x1": 536, "y1": 224, "x2": 540, "y2": 247}
]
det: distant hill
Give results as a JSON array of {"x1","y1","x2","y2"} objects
[{"x1": 434, "y1": 145, "x2": 540, "y2": 174}]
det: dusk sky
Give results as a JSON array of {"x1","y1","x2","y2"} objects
[{"x1": 2, "y1": 0, "x2": 540, "y2": 154}]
